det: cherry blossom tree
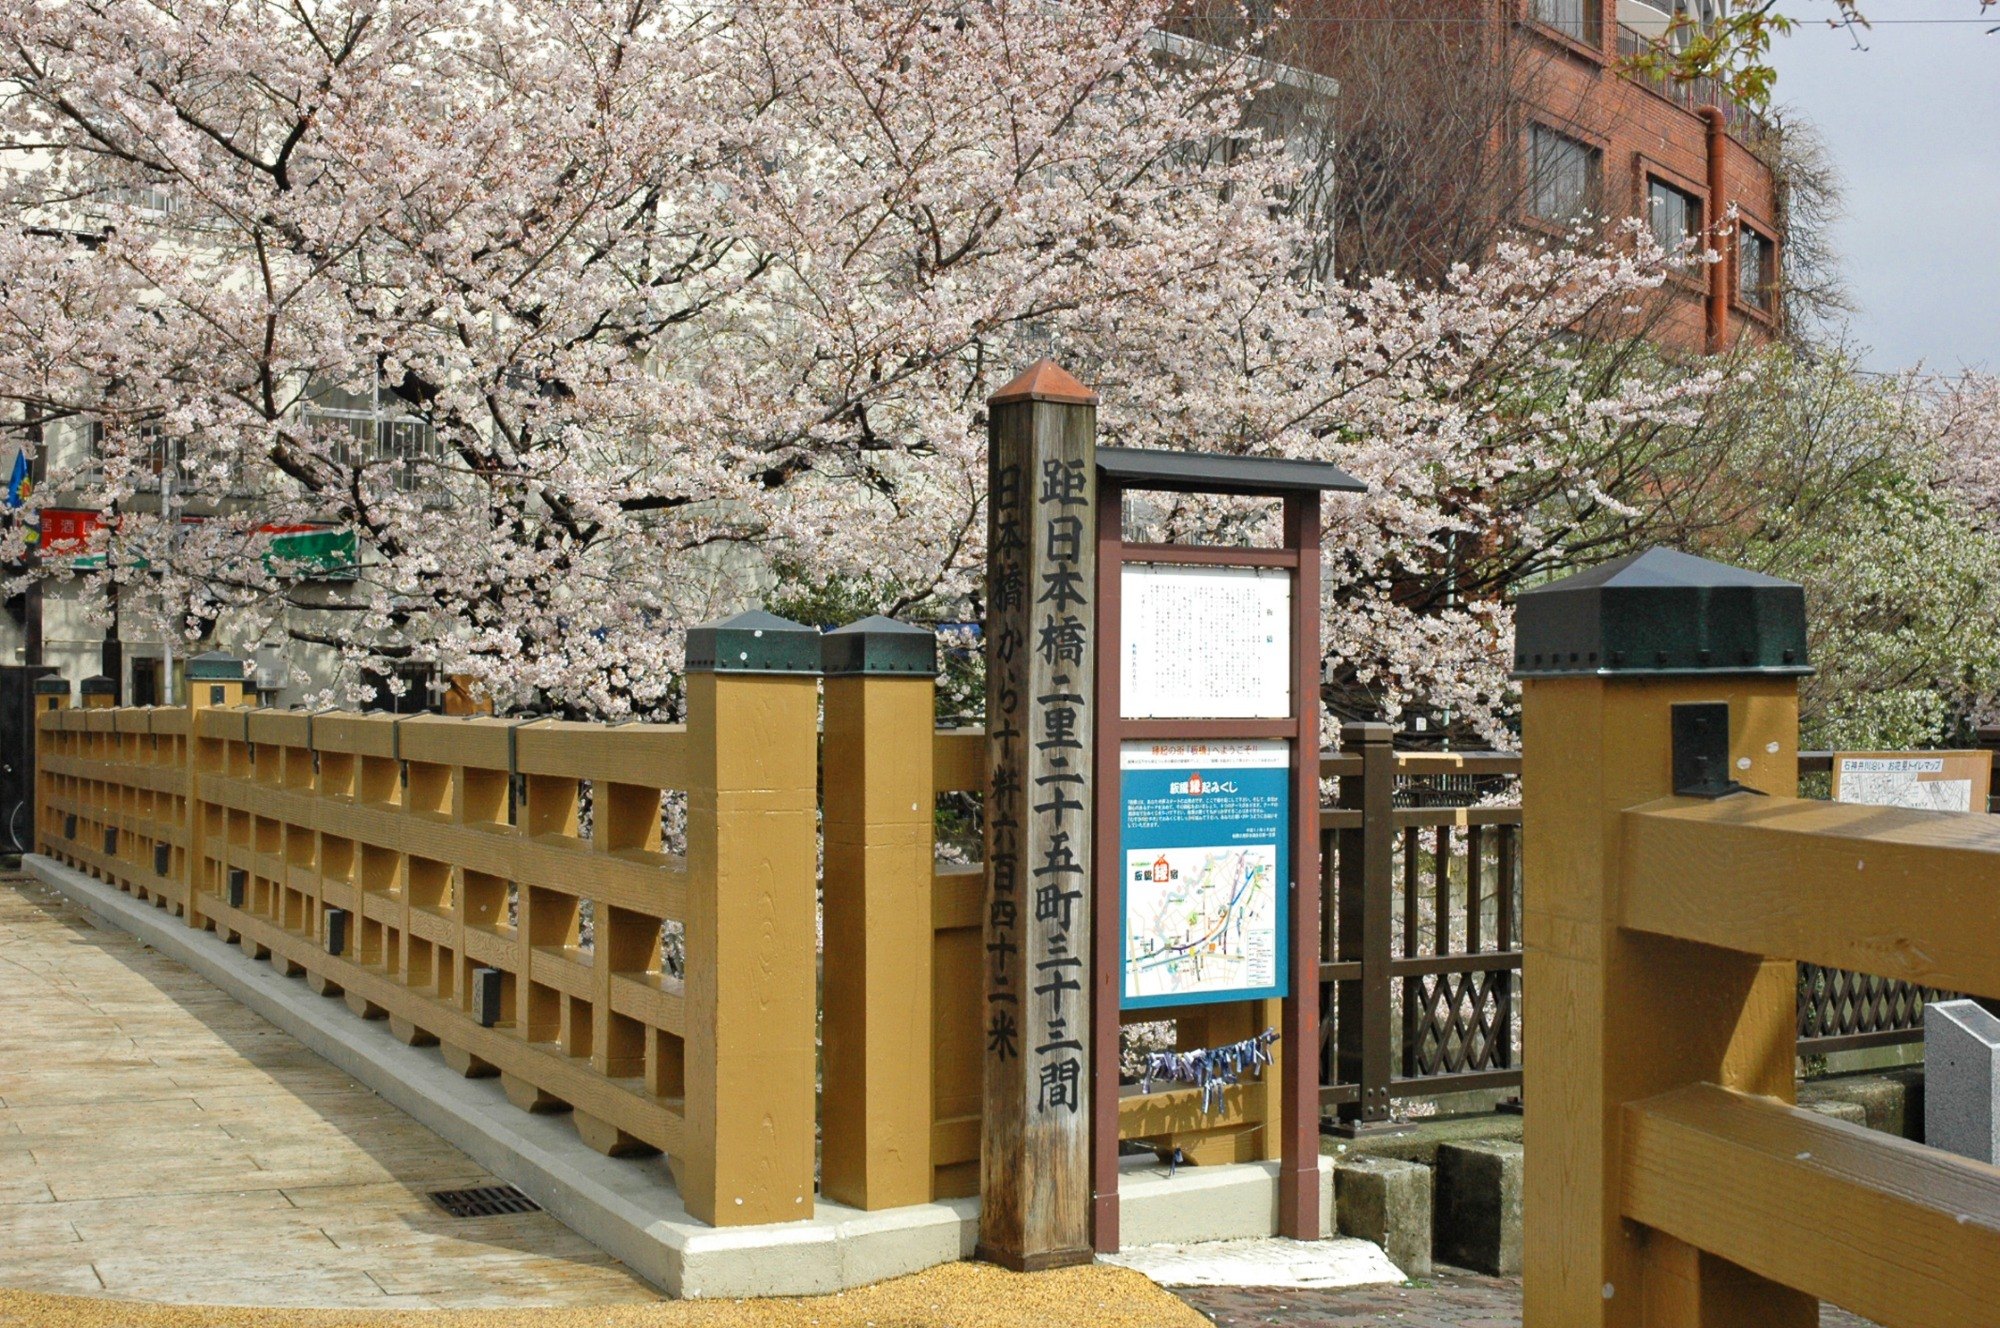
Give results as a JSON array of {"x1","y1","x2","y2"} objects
[
  {"x1": 0, "y1": 0, "x2": 1702, "y2": 732},
  {"x1": 1507, "y1": 344, "x2": 2000, "y2": 750}
]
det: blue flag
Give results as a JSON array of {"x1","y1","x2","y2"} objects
[{"x1": 4, "y1": 449, "x2": 28, "y2": 509}]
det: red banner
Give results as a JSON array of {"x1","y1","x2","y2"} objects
[{"x1": 39, "y1": 508, "x2": 105, "y2": 555}]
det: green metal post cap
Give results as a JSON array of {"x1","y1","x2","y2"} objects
[
  {"x1": 80, "y1": 675, "x2": 117, "y2": 696},
  {"x1": 1513, "y1": 547, "x2": 1812, "y2": 679},
  {"x1": 820, "y1": 615, "x2": 937, "y2": 678},
  {"x1": 32, "y1": 676, "x2": 71, "y2": 696},
  {"x1": 185, "y1": 651, "x2": 247, "y2": 682},
  {"x1": 685, "y1": 610, "x2": 821, "y2": 676}
]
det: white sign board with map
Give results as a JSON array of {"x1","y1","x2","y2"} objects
[
  {"x1": 1120, "y1": 740, "x2": 1288, "y2": 1009},
  {"x1": 1832, "y1": 751, "x2": 1991, "y2": 814},
  {"x1": 1120, "y1": 564, "x2": 1290, "y2": 719}
]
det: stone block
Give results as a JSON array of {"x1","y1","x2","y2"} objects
[
  {"x1": 1432, "y1": 1140, "x2": 1523, "y2": 1276},
  {"x1": 1796, "y1": 1067, "x2": 1924, "y2": 1139},
  {"x1": 1925, "y1": 999, "x2": 2000, "y2": 1163},
  {"x1": 1334, "y1": 1155, "x2": 1430, "y2": 1278},
  {"x1": 1801, "y1": 1099, "x2": 1867, "y2": 1126}
]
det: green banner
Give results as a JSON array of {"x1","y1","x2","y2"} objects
[{"x1": 264, "y1": 528, "x2": 357, "y2": 578}]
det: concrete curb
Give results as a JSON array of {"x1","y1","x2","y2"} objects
[{"x1": 26, "y1": 855, "x2": 1340, "y2": 1296}]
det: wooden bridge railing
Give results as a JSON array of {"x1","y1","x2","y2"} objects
[
  {"x1": 35, "y1": 637, "x2": 819, "y2": 1228},
  {"x1": 1793, "y1": 749, "x2": 1998, "y2": 1056},
  {"x1": 1315, "y1": 735, "x2": 1985, "y2": 1139},
  {"x1": 1320, "y1": 726, "x2": 1524, "y2": 1133},
  {"x1": 1518, "y1": 546, "x2": 2000, "y2": 1328},
  {"x1": 787, "y1": 617, "x2": 1290, "y2": 1213}
]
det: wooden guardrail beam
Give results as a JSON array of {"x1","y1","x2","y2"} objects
[
  {"x1": 1390, "y1": 751, "x2": 1522, "y2": 776},
  {"x1": 1623, "y1": 795, "x2": 2000, "y2": 1001},
  {"x1": 1624, "y1": 1084, "x2": 2000, "y2": 1328},
  {"x1": 932, "y1": 729, "x2": 982, "y2": 794}
]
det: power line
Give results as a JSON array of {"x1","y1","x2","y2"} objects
[{"x1": 691, "y1": 5, "x2": 1999, "y2": 23}]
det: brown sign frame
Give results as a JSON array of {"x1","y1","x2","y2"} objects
[{"x1": 1088, "y1": 447, "x2": 1361, "y2": 1251}]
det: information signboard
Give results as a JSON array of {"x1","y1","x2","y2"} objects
[
  {"x1": 1120, "y1": 739, "x2": 1288, "y2": 1009},
  {"x1": 1832, "y1": 751, "x2": 1992, "y2": 813},
  {"x1": 1119, "y1": 564, "x2": 1290, "y2": 719}
]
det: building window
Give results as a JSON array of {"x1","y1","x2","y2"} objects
[
  {"x1": 302, "y1": 377, "x2": 442, "y2": 498},
  {"x1": 100, "y1": 181, "x2": 179, "y2": 214},
  {"x1": 1646, "y1": 178, "x2": 1704, "y2": 253},
  {"x1": 1533, "y1": 0, "x2": 1602, "y2": 44},
  {"x1": 1738, "y1": 225, "x2": 1776, "y2": 312},
  {"x1": 87, "y1": 421, "x2": 197, "y2": 492},
  {"x1": 1527, "y1": 125, "x2": 1602, "y2": 225}
]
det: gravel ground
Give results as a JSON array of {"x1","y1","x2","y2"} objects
[
  {"x1": 0, "y1": 1265, "x2": 1207, "y2": 1328},
  {"x1": 1176, "y1": 1270, "x2": 1879, "y2": 1327}
]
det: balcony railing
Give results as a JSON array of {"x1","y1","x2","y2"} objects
[
  {"x1": 1616, "y1": 23, "x2": 1774, "y2": 141},
  {"x1": 1534, "y1": 0, "x2": 1603, "y2": 45}
]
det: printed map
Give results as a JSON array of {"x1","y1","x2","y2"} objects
[
  {"x1": 1837, "y1": 772, "x2": 1973, "y2": 812},
  {"x1": 1835, "y1": 755, "x2": 1976, "y2": 813},
  {"x1": 1123, "y1": 844, "x2": 1279, "y2": 1001}
]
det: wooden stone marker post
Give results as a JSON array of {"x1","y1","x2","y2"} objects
[{"x1": 978, "y1": 360, "x2": 1098, "y2": 1271}]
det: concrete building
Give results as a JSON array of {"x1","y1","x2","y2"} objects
[{"x1": 4, "y1": 405, "x2": 411, "y2": 709}]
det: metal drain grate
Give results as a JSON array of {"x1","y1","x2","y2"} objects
[{"x1": 428, "y1": 1185, "x2": 541, "y2": 1218}]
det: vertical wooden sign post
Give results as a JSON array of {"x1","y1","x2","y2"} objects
[{"x1": 978, "y1": 360, "x2": 1100, "y2": 1270}]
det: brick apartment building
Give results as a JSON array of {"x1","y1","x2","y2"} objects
[
  {"x1": 1513, "y1": 0, "x2": 1782, "y2": 351},
  {"x1": 1243, "y1": 0, "x2": 1784, "y2": 353}
]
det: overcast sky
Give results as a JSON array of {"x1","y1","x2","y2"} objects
[{"x1": 1771, "y1": 0, "x2": 1999, "y2": 371}]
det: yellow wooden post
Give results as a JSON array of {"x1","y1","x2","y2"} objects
[
  {"x1": 1517, "y1": 549, "x2": 1816, "y2": 1328},
  {"x1": 184, "y1": 652, "x2": 248, "y2": 931},
  {"x1": 679, "y1": 610, "x2": 821, "y2": 1227},
  {"x1": 185, "y1": 652, "x2": 248, "y2": 713},
  {"x1": 442, "y1": 717, "x2": 511, "y2": 1080},
  {"x1": 32, "y1": 675, "x2": 71, "y2": 855},
  {"x1": 819, "y1": 615, "x2": 938, "y2": 1210},
  {"x1": 79, "y1": 674, "x2": 118, "y2": 709}
]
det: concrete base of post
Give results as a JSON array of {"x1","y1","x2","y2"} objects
[{"x1": 1114, "y1": 1152, "x2": 1337, "y2": 1247}]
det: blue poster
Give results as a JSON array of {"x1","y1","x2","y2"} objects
[{"x1": 1120, "y1": 740, "x2": 1290, "y2": 1010}]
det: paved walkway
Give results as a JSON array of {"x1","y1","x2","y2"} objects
[
  {"x1": 0, "y1": 874, "x2": 660, "y2": 1308},
  {"x1": 0, "y1": 873, "x2": 1896, "y2": 1326},
  {"x1": 1177, "y1": 1270, "x2": 1879, "y2": 1327}
]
